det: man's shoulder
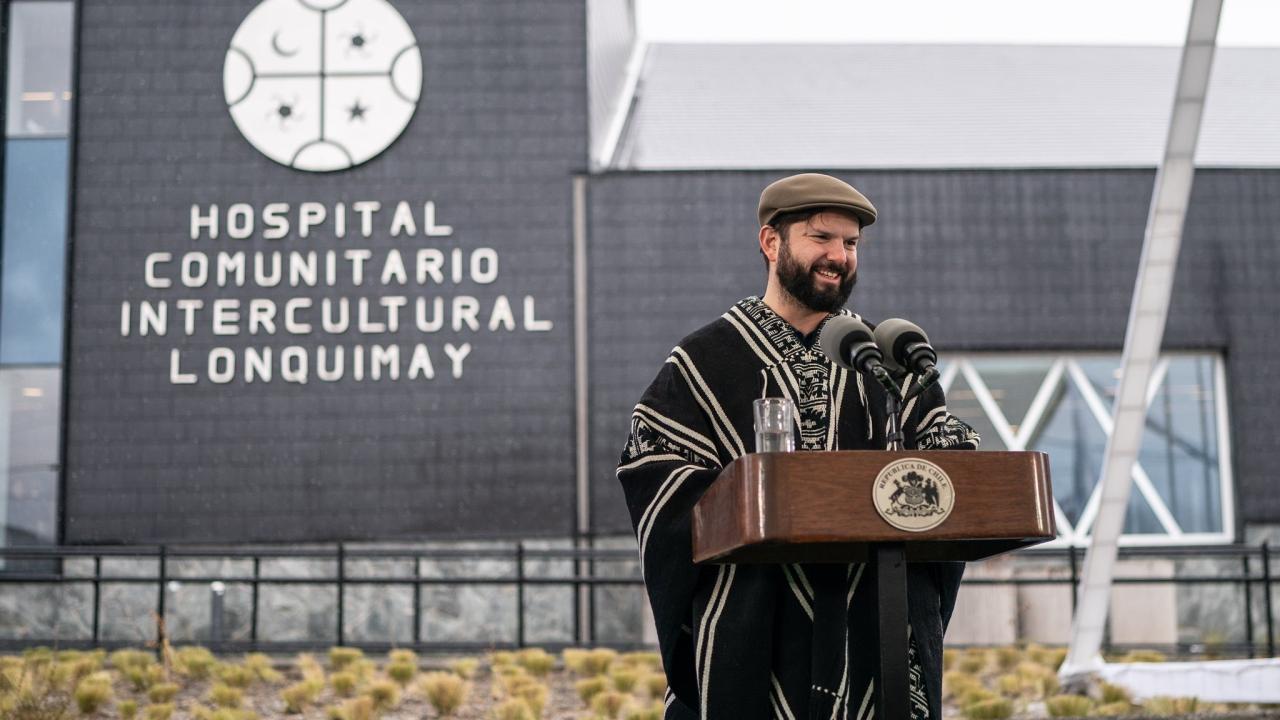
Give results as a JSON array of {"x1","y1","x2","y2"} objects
[{"x1": 668, "y1": 307, "x2": 744, "y2": 358}]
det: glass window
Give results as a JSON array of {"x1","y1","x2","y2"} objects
[
  {"x1": 2, "y1": 138, "x2": 70, "y2": 365},
  {"x1": 1030, "y1": 380, "x2": 1108, "y2": 528},
  {"x1": 940, "y1": 352, "x2": 1231, "y2": 544},
  {"x1": 1138, "y1": 356, "x2": 1223, "y2": 533},
  {"x1": 5, "y1": 2, "x2": 76, "y2": 137},
  {"x1": 0, "y1": 368, "x2": 61, "y2": 558}
]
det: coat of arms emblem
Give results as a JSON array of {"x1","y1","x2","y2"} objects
[{"x1": 873, "y1": 458, "x2": 955, "y2": 532}]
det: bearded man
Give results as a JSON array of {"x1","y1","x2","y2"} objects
[{"x1": 618, "y1": 173, "x2": 979, "y2": 719}]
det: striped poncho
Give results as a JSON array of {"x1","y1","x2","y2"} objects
[{"x1": 618, "y1": 297, "x2": 980, "y2": 719}]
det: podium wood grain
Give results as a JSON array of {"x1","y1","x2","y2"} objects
[{"x1": 692, "y1": 451, "x2": 1054, "y2": 563}]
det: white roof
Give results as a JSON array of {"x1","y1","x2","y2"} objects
[{"x1": 610, "y1": 44, "x2": 1280, "y2": 169}]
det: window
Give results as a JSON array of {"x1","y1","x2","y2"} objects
[
  {"x1": 939, "y1": 353, "x2": 1232, "y2": 545},
  {"x1": 1, "y1": 1, "x2": 76, "y2": 559},
  {"x1": 2, "y1": 138, "x2": 69, "y2": 364},
  {"x1": 5, "y1": 2, "x2": 75, "y2": 137}
]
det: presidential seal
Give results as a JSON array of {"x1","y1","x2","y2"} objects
[{"x1": 873, "y1": 457, "x2": 954, "y2": 532}]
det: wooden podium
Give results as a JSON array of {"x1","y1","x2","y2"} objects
[{"x1": 692, "y1": 451, "x2": 1054, "y2": 718}]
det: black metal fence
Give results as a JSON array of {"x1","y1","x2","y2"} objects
[{"x1": 0, "y1": 541, "x2": 1274, "y2": 657}]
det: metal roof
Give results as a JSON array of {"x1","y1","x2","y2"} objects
[{"x1": 610, "y1": 44, "x2": 1280, "y2": 169}]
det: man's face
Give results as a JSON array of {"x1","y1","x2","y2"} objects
[{"x1": 773, "y1": 211, "x2": 860, "y2": 313}]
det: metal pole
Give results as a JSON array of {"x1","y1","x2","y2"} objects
[
  {"x1": 156, "y1": 546, "x2": 167, "y2": 660},
  {"x1": 1243, "y1": 554, "x2": 1255, "y2": 659},
  {"x1": 1069, "y1": 545, "x2": 1079, "y2": 613},
  {"x1": 412, "y1": 556, "x2": 422, "y2": 648},
  {"x1": 210, "y1": 582, "x2": 226, "y2": 649},
  {"x1": 250, "y1": 556, "x2": 260, "y2": 649},
  {"x1": 1263, "y1": 542, "x2": 1275, "y2": 658},
  {"x1": 572, "y1": 539, "x2": 582, "y2": 645},
  {"x1": 516, "y1": 542, "x2": 526, "y2": 648},
  {"x1": 157, "y1": 547, "x2": 167, "y2": 616},
  {"x1": 91, "y1": 555, "x2": 101, "y2": 644},
  {"x1": 336, "y1": 543, "x2": 345, "y2": 646}
]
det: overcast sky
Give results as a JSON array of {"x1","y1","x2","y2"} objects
[{"x1": 636, "y1": 0, "x2": 1280, "y2": 46}]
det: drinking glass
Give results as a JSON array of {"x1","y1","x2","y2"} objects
[{"x1": 753, "y1": 397, "x2": 796, "y2": 453}]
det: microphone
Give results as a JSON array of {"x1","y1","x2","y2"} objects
[
  {"x1": 818, "y1": 316, "x2": 900, "y2": 393},
  {"x1": 873, "y1": 318, "x2": 940, "y2": 392}
]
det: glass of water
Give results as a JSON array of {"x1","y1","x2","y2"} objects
[{"x1": 753, "y1": 397, "x2": 796, "y2": 453}]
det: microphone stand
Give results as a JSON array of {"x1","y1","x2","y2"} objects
[
  {"x1": 872, "y1": 364, "x2": 908, "y2": 719},
  {"x1": 872, "y1": 365, "x2": 906, "y2": 451}
]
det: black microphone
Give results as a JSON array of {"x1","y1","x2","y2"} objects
[
  {"x1": 819, "y1": 316, "x2": 880, "y2": 372},
  {"x1": 818, "y1": 316, "x2": 900, "y2": 393},
  {"x1": 873, "y1": 318, "x2": 940, "y2": 392}
]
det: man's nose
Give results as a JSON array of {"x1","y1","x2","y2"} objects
[{"x1": 826, "y1": 244, "x2": 849, "y2": 264}]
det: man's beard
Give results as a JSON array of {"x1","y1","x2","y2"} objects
[{"x1": 776, "y1": 239, "x2": 857, "y2": 313}]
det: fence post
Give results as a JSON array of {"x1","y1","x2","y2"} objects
[
  {"x1": 1068, "y1": 545, "x2": 1079, "y2": 613},
  {"x1": 156, "y1": 546, "x2": 168, "y2": 659},
  {"x1": 1263, "y1": 542, "x2": 1275, "y2": 658},
  {"x1": 516, "y1": 542, "x2": 526, "y2": 649},
  {"x1": 250, "y1": 556, "x2": 260, "y2": 649},
  {"x1": 1243, "y1": 553, "x2": 1255, "y2": 659},
  {"x1": 412, "y1": 555, "x2": 422, "y2": 648},
  {"x1": 91, "y1": 555, "x2": 102, "y2": 645},
  {"x1": 337, "y1": 543, "x2": 346, "y2": 646},
  {"x1": 572, "y1": 540, "x2": 582, "y2": 646}
]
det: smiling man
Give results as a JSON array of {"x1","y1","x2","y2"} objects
[{"x1": 618, "y1": 173, "x2": 979, "y2": 719}]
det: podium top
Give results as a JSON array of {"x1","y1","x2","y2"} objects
[{"x1": 692, "y1": 450, "x2": 1055, "y2": 564}]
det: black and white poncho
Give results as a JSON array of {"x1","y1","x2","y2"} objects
[{"x1": 619, "y1": 297, "x2": 980, "y2": 720}]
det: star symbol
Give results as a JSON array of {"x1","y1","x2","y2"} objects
[{"x1": 347, "y1": 100, "x2": 368, "y2": 121}]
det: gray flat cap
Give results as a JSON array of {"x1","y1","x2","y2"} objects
[{"x1": 757, "y1": 173, "x2": 877, "y2": 228}]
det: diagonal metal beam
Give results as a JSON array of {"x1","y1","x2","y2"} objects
[{"x1": 1060, "y1": 0, "x2": 1223, "y2": 682}]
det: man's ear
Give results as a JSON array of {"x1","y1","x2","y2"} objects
[{"x1": 759, "y1": 225, "x2": 780, "y2": 263}]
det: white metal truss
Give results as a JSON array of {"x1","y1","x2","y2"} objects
[{"x1": 1062, "y1": 0, "x2": 1223, "y2": 681}]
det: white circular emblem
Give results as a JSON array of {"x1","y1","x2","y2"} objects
[
  {"x1": 223, "y1": 0, "x2": 422, "y2": 172},
  {"x1": 872, "y1": 458, "x2": 955, "y2": 532}
]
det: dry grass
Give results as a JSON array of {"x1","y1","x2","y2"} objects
[{"x1": 6, "y1": 643, "x2": 1275, "y2": 719}]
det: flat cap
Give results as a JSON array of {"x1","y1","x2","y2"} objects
[{"x1": 757, "y1": 173, "x2": 877, "y2": 228}]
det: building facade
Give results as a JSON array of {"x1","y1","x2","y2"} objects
[{"x1": 1, "y1": 0, "x2": 1277, "y2": 646}]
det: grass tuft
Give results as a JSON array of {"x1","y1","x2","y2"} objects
[
  {"x1": 147, "y1": 682, "x2": 180, "y2": 704},
  {"x1": 385, "y1": 660, "x2": 416, "y2": 687},
  {"x1": 176, "y1": 647, "x2": 217, "y2": 680},
  {"x1": 492, "y1": 697, "x2": 536, "y2": 720},
  {"x1": 419, "y1": 671, "x2": 469, "y2": 716},
  {"x1": 516, "y1": 648, "x2": 556, "y2": 677},
  {"x1": 591, "y1": 690, "x2": 631, "y2": 719},
  {"x1": 72, "y1": 673, "x2": 113, "y2": 715},
  {"x1": 576, "y1": 676, "x2": 609, "y2": 703},
  {"x1": 330, "y1": 671, "x2": 358, "y2": 697},
  {"x1": 362, "y1": 678, "x2": 400, "y2": 710},
  {"x1": 327, "y1": 647, "x2": 363, "y2": 672},
  {"x1": 1046, "y1": 693, "x2": 1094, "y2": 717},
  {"x1": 144, "y1": 703, "x2": 175, "y2": 720},
  {"x1": 447, "y1": 657, "x2": 479, "y2": 679},
  {"x1": 961, "y1": 697, "x2": 1013, "y2": 719},
  {"x1": 208, "y1": 682, "x2": 243, "y2": 709}
]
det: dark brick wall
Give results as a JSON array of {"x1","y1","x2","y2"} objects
[
  {"x1": 588, "y1": 169, "x2": 1275, "y2": 533},
  {"x1": 65, "y1": 0, "x2": 588, "y2": 543}
]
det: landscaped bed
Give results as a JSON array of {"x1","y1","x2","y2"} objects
[{"x1": 1, "y1": 644, "x2": 1276, "y2": 719}]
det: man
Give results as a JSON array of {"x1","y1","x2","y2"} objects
[{"x1": 618, "y1": 173, "x2": 979, "y2": 719}]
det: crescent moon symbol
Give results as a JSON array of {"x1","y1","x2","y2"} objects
[{"x1": 271, "y1": 30, "x2": 299, "y2": 58}]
